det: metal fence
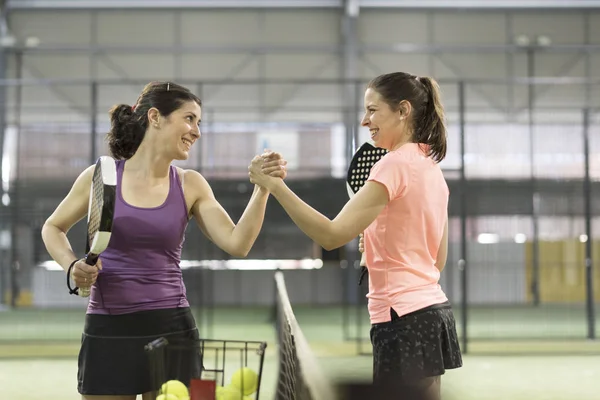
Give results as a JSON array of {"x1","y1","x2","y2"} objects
[{"x1": 0, "y1": 76, "x2": 598, "y2": 351}]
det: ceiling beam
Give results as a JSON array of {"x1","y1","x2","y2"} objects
[
  {"x1": 7, "y1": 43, "x2": 600, "y2": 55},
  {"x1": 360, "y1": 0, "x2": 600, "y2": 9},
  {"x1": 7, "y1": 0, "x2": 600, "y2": 9},
  {"x1": 6, "y1": 0, "x2": 342, "y2": 10},
  {"x1": 1, "y1": 76, "x2": 598, "y2": 88}
]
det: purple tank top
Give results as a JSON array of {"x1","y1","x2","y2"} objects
[{"x1": 87, "y1": 160, "x2": 190, "y2": 315}]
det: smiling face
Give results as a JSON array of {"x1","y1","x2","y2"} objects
[
  {"x1": 149, "y1": 100, "x2": 202, "y2": 161},
  {"x1": 360, "y1": 88, "x2": 412, "y2": 151}
]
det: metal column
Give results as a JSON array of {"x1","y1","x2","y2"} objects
[
  {"x1": 9, "y1": 50, "x2": 21, "y2": 308},
  {"x1": 340, "y1": 0, "x2": 365, "y2": 354},
  {"x1": 89, "y1": 81, "x2": 98, "y2": 164},
  {"x1": 458, "y1": 81, "x2": 468, "y2": 354},
  {"x1": 582, "y1": 108, "x2": 596, "y2": 340},
  {"x1": 0, "y1": 1, "x2": 8, "y2": 306},
  {"x1": 342, "y1": 0, "x2": 360, "y2": 161},
  {"x1": 527, "y1": 48, "x2": 541, "y2": 307}
]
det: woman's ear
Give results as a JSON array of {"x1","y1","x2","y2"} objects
[
  {"x1": 397, "y1": 100, "x2": 412, "y2": 121},
  {"x1": 147, "y1": 107, "x2": 161, "y2": 128}
]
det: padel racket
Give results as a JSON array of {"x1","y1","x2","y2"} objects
[
  {"x1": 75, "y1": 156, "x2": 117, "y2": 297},
  {"x1": 346, "y1": 141, "x2": 388, "y2": 198},
  {"x1": 346, "y1": 141, "x2": 388, "y2": 285}
]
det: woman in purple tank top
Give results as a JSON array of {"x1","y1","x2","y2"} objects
[{"x1": 41, "y1": 81, "x2": 287, "y2": 400}]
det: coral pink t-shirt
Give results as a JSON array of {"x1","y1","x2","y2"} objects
[{"x1": 364, "y1": 142, "x2": 449, "y2": 324}]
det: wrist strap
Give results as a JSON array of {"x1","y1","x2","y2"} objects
[
  {"x1": 66, "y1": 259, "x2": 80, "y2": 296},
  {"x1": 358, "y1": 265, "x2": 368, "y2": 286}
]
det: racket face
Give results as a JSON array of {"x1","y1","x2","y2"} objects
[
  {"x1": 346, "y1": 141, "x2": 388, "y2": 198},
  {"x1": 87, "y1": 156, "x2": 117, "y2": 256}
]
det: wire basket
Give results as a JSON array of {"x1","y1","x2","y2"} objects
[{"x1": 145, "y1": 337, "x2": 267, "y2": 400}]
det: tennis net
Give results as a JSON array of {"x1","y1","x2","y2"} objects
[{"x1": 273, "y1": 271, "x2": 338, "y2": 400}]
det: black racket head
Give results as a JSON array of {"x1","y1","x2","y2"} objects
[
  {"x1": 86, "y1": 156, "x2": 117, "y2": 258},
  {"x1": 346, "y1": 141, "x2": 388, "y2": 198}
]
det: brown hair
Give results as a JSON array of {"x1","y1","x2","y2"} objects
[
  {"x1": 367, "y1": 72, "x2": 447, "y2": 162},
  {"x1": 107, "y1": 81, "x2": 202, "y2": 160}
]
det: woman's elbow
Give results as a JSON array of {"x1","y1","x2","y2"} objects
[
  {"x1": 319, "y1": 228, "x2": 354, "y2": 252},
  {"x1": 227, "y1": 243, "x2": 251, "y2": 258},
  {"x1": 231, "y1": 249, "x2": 250, "y2": 258},
  {"x1": 320, "y1": 237, "x2": 346, "y2": 252},
  {"x1": 41, "y1": 221, "x2": 59, "y2": 242}
]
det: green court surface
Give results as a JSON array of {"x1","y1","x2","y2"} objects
[{"x1": 1, "y1": 306, "x2": 600, "y2": 399}]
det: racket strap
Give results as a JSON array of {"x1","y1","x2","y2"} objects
[
  {"x1": 358, "y1": 266, "x2": 368, "y2": 286},
  {"x1": 66, "y1": 258, "x2": 81, "y2": 295}
]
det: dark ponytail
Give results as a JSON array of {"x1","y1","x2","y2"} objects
[
  {"x1": 106, "y1": 81, "x2": 202, "y2": 160},
  {"x1": 367, "y1": 72, "x2": 448, "y2": 163},
  {"x1": 416, "y1": 77, "x2": 447, "y2": 163},
  {"x1": 107, "y1": 104, "x2": 147, "y2": 160}
]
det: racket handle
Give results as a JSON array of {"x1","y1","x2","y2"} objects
[
  {"x1": 79, "y1": 253, "x2": 99, "y2": 298},
  {"x1": 85, "y1": 253, "x2": 99, "y2": 266}
]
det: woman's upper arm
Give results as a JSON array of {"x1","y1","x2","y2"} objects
[
  {"x1": 327, "y1": 154, "x2": 409, "y2": 247},
  {"x1": 328, "y1": 181, "x2": 389, "y2": 248},
  {"x1": 186, "y1": 170, "x2": 235, "y2": 245},
  {"x1": 44, "y1": 165, "x2": 95, "y2": 233}
]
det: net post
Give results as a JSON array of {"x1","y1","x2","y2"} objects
[{"x1": 270, "y1": 268, "x2": 281, "y2": 324}]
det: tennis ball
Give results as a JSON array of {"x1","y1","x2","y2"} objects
[
  {"x1": 156, "y1": 394, "x2": 179, "y2": 400},
  {"x1": 230, "y1": 367, "x2": 258, "y2": 396},
  {"x1": 161, "y1": 380, "x2": 189, "y2": 399},
  {"x1": 216, "y1": 385, "x2": 243, "y2": 400}
]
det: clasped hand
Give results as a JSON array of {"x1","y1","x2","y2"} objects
[
  {"x1": 248, "y1": 150, "x2": 288, "y2": 191},
  {"x1": 71, "y1": 258, "x2": 101, "y2": 289}
]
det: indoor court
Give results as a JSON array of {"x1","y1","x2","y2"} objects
[{"x1": 1, "y1": 1, "x2": 600, "y2": 399}]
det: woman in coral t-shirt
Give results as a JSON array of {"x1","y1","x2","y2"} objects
[{"x1": 249, "y1": 72, "x2": 462, "y2": 399}]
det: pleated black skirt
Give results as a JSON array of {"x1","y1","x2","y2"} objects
[
  {"x1": 370, "y1": 302, "x2": 463, "y2": 387},
  {"x1": 77, "y1": 307, "x2": 201, "y2": 396}
]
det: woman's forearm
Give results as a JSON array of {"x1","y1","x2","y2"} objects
[
  {"x1": 229, "y1": 185, "x2": 270, "y2": 257},
  {"x1": 269, "y1": 181, "x2": 337, "y2": 250},
  {"x1": 41, "y1": 224, "x2": 78, "y2": 272}
]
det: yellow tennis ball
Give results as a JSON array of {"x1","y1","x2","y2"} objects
[
  {"x1": 156, "y1": 394, "x2": 179, "y2": 400},
  {"x1": 230, "y1": 367, "x2": 258, "y2": 396},
  {"x1": 161, "y1": 380, "x2": 189, "y2": 399},
  {"x1": 215, "y1": 385, "x2": 228, "y2": 399},
  {"x1": 216, "y1": 385, "x2": 243, "y2": 400}
]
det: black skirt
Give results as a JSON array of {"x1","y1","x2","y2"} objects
[
  {"x1": 370, "y1": 302, "x2": 463, "y2": 388},
  {"x1": 77, "y1": 307, "x2": 201, "y2": 396}
]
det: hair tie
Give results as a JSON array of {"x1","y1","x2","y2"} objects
[{"x1": 131, "y1": 104, "x2": 137, "y2": 112}]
